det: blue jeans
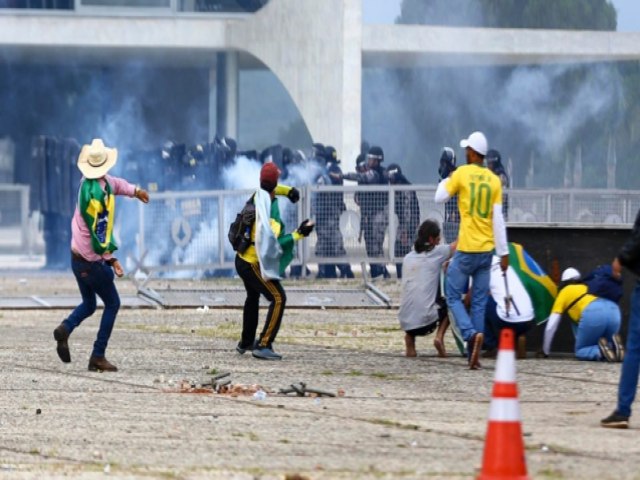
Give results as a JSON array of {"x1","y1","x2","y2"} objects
[
  {"x1": 62, "y1": 256, "x2": 121, "y2": 358},
  {"x1": 446, "y1": 251, "x2": 492, "y2": 342},
  {"x1": 617, "y1": 281, "x2": 640, "y2": 417},
  {"x1": 575, "y1": 298, "x2": 620, "y2": 361}
]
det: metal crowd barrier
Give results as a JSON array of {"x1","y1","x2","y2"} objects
[{"x1": 131, "y1": 186, "x2": 638, "y2": 277}]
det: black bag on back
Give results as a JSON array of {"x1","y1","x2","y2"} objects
[
  {"x1": 228, "y1": 197, "x2": 256, "y2": 253},
  {"x1": 582, "y1": 265, "x2": 623, "y2": 303}
]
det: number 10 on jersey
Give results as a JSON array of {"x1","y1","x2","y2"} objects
[{"x1": 468, "y1": 182, "x2": 492, "y2": 219}]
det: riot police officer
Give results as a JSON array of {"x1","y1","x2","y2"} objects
[
  {"x1": 486, "y1": 149, "x2": 509, "y2": 221},
  {"x1": 315, "y1": 146, "x2": 354, "y2": 279},
  {"x1": 340, "y1": 146, "x2": 390, "y2": 279}
]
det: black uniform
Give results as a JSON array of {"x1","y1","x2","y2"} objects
[
  {"x1": 315, "y1": 148, "x2": 354, "y2": 279},
  {"x1": 486, "y1": 149, "x2": 509, "y2": 221},
  {"x1": 344, "y1": 146, "x2": 389, "y2": 279}
]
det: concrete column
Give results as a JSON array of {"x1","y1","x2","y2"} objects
[
  {"x1": 225, "y1": 51, "x2": 239, "y2": 141},
  {"x1": 212, "y1": 52, "x2": 239, "y2": 141},
  {"x1": 227, "y1": 0, "x2": 362, "y2": 171},
  {"x1": 208, "y1": 65, "x2": 217, "y2": 142}
]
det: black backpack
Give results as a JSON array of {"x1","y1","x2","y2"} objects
[{"x1": 228, "y1": 197, "x2": 256, "y2": 253}]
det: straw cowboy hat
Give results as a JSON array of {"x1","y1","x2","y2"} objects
[{"x1": 77, "y1": 138, "x2": 118, "y2": 179}]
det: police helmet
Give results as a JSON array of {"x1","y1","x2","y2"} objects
[
  {"x1": 367, "y1": 146, "x2": 384, "y2": 163},
  {"x1": 324, "y1": 146, "x2": 338, "y2": 163}
]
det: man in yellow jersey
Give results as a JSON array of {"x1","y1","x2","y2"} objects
[
  {"x1": 435, "y1": 131, "x2": 509, "y2": 369},
  {"x1": 235, "y1": 162, "x2": 314, "y2": 360}
]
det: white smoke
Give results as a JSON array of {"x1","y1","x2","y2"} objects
[
  {"x1": 495, "y1": 64, "x2": 621, "y2": 154},
  {"x1": 221, "y1": 155, "x2": 262, "y2": 190},
  {"x1": 101, "y1": 96, "x2": 153, "y2": 151}
]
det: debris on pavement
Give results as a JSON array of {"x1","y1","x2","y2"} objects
[{"x1": 279, "y1": 382, "x2": 337, "y2": 398}]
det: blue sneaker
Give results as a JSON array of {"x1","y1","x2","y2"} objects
[{"x1": 252, "y1": 347, "x2": 283, "y2": 361}]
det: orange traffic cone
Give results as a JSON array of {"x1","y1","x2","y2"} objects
[{"x1": 477, "y1": 329, "x2": 529, "y2": 480}]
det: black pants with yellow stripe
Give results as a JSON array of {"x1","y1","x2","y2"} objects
[{"x1": 235, "y1": 255, "x2": 287, "y2": 350}]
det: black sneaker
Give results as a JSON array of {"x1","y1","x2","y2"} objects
[
  {"x1": 612, "y1": 334, "x2": 625, "y2": 362},
  {"x1": 598, "y1": 337, "x2": 616, "y2": 362},
  {"x1": 236, "y1": 341, "x2": 256, "y2": 355},
  {"x1": 601, "y1": 411, "x2": 629, "y2": 429}
]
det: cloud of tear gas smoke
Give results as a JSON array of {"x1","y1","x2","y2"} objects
[
  {"x1": 102, "y1": 96, "x2": 154, "y2": 152},
  {"x1": 362, "y1": 69, "x2": 427, "y2": 182},
  {"x1": 363, "y1": 62, "x2": 622, "y2": 188},
  {"x1": 222, "y1": 155, "x2": 262, "y2": 190},
  {"x1": 495, "y1": 64, "x2": 622, "y2": 155},
  {"x1": 360, "y1": 2, "x2": 624, "y2": 188}
]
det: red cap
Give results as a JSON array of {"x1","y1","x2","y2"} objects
[{"x1": 260, "y1": 162, "x2": 280, "y2": 192}]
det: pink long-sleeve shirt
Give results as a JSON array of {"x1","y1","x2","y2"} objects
[{"x1": 71, "y1": 174, "x2": 136, "y2": 262}]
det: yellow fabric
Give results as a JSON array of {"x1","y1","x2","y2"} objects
[
  {"x1": 250, "y1": 262, "x2": 284, "y2": 348},
  {"x1": 238, "y1": 217, "x2": 283, "y2": 265},
  {"x1": 274, "y1": 184, "x2": 292, "y2": 197},
  {"x1": 445, "y1": 164, "x2": 502, "y2": 252},
  {"x1": 551, "y1": 284, "x2": 597, "y2": 323},
  {"x1": 85, "y1": 194, "x2": 115, "y2": 253},
  {"x1": 237, "y1": 186, "x2": 294, "y2": 265}
]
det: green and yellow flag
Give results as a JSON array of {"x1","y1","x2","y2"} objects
[
  {"x1": 509, "y1": 242, "x2": 557, "y2": 324},
  {"x1": 79, "y1": 179, "x2": 117, "y2": 255}
]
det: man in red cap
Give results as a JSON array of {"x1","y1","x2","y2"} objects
[{"x1": 234, "y1": 161, "x2": 313, "y2": 360}]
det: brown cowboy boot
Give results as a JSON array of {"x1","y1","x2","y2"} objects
[
  {"x1": 88, "y1": 356, "x2": 118, "y2": 372},
  {"x1": 53, "y1": 323, "x2": 71, "y2": 363}
]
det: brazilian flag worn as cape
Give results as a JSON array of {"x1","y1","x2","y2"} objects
[
  {"x1": 508, "y1": 242, "x2": 557, "y2": 324},
  {"x1": 269, "y1": 199, "x2": 295, "y2": 274},
  {"x1": 446, "y1": 242, "x2": 558, "y2": 355},
  {"x1": 79, "y1": 178, "x2": 117, "y2": 255}
]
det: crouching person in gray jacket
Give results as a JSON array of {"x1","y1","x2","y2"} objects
[{"x1": 398, "y1": 220, "x2": 456, "y2": 357}]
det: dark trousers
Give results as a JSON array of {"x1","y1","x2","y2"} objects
[
  {"x1": 484, "y1": 296, "x2": 534, "y2": 350},
  {"x1": 235, "y1": 255, "x2": 286, "y2": 349},
  {"x1": 62, "y1": 254, "x2": 121, "y2": 358}
]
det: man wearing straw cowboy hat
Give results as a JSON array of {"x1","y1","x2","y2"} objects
[{"x1": 53, "y1": 138, "x2": 149, "y2": 372}]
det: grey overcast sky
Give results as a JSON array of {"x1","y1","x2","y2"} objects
[{"x1": 363, "y1": 0, "x2": 640, "y2": 31}]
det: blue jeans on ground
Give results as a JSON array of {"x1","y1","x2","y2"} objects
[
  {"x1": 446, "y1": 251, "x2": 492, "y2": 342},
  {"x1": 484, "y1": 297, "x2": 534, "y2": 350},
  {"x1": 62, "y1": 256, "x2": 121, "y2": 358},
  {"x1": 617, "y1": 281, "x2": 640, "y2": 417},
  {"x1": 575, "y1": 298, "x2": 620, "y2": 361}
]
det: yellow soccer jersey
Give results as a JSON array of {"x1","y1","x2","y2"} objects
[
  {"x1": 551, "y1": 284, "x2": 597, "y2": 323},
  {"x1": 445, "y1": 164, "x2": 502, "y2": 252}
]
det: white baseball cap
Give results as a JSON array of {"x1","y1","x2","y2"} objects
[
  {"x1": 460, "y1": 131, "x2": 488, "y2": 156},
  {"x1": 561, "y1": 267, "x2": 581, "y2": 282}
]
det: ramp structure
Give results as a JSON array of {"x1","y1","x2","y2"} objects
[
  {"x1": 138, "y1": 285, "x2": 389, "y2": 309},
  {"x1": 0, "y1": 283, "x2": 391, "y2": 309}
]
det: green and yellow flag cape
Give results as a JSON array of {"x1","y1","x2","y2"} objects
[
  {"x1": 508, "y1": 242, "x2": 557, "y2": 324},
  {"x1": 79, "y1": 179, "x2": 117, "y2": 255}
]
